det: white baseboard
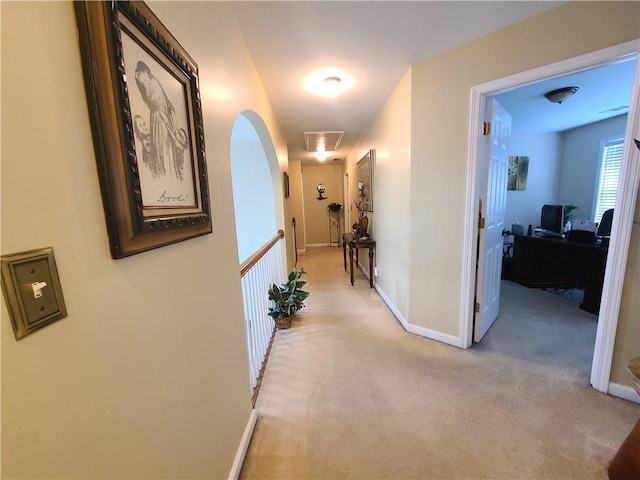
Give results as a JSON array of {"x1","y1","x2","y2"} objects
[
  {"x1": 375, "y1": 283, "x2": 461, "y2": 348},
  {"x1": 228, "y1": 409, "x2": 258, "y2": 480},
  {"x1": 353, "y1": 262, "x2": 369, "y2": 280},
  {"x1": 306, "y1": 243, "x2": 339, "y2": 248},
  {"x1": 608, "y1": 382, "x2": 640, "y2": 404}
]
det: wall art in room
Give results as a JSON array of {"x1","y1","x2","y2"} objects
[{"x1": 507, "y1": 156, "x2": 529, "y2": 191}]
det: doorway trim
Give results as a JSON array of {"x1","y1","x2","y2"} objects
[
  {"x1": 461, "y1": 39, "x2": 640, "y2": 395},
  {"x1": 344, "y1": 171, "x2": 350, "y2": 234}
]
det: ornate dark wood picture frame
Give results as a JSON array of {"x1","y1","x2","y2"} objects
[
  {"x1": 356, "y1": 149, "x2": 375, "y2": 212},
  {"x1": 75, "y1": 1, "x2": 212, "y2": 259}
]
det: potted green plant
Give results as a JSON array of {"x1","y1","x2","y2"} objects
[
  {"x1": 564, "y1": 203, "x2": 578, "y2": 232},
  {"x1": 267, "y1": 268, "x2": 310, "y2": 329},
  {"x1": 564, "y1": 203, "x2": 578, "y2": 223}
]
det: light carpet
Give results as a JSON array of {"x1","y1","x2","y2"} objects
[{"x1": 240, "y1": 246, "x2": 639, "y2": 479}]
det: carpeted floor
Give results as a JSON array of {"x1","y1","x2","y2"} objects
[{"x1": 240, "y1": 246, "x2": 639, "y2": 479}]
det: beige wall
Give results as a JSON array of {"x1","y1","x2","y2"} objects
[
  {"x1": 408, "y1": 2, "x2": 639, "y2": 380},
  {"x1": 288, "y1": 160, "x2": 306, "y2": 252},
  {"x1": 301, "y1": 164, "x2": 344, "y2": 246},
  {"x1": 345, "y1": 69, "x2": 412, "y2": 319},
  {"x1": 1, "y1": 1, "x2": 288, "y2": 478},
  {"x1": 611, "y1": 193, "x2": 640, "y2": 384}
]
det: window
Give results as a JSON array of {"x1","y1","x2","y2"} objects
[{"x1": 593, "y1": 138, "x2": 624, "y2": 223}]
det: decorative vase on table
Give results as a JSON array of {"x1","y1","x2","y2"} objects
[{"x1": 359, "y1": 216, "x2": 369, "y2": 238}]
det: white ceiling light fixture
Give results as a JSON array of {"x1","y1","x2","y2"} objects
[
  {"x1": 544, "y1": 86, "x2": 579, "y2": 104},
  {"x1": 322, "y1": 76, "x2": 342, "y2": 97},
  {"x1": 304, "y1": 69, "x2": 355, "y2": 98},
  {"x1": 315, "y1": 151, "x2": 329, "y2": 161}
]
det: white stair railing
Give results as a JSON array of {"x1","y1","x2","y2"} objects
[{"x1": 239, "y1": 230, "x2": 285, "y2": 403}]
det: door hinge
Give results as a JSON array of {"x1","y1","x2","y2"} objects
[
  {"x1": 483, "y1": 122, "x2": 491, "y2": 136},
  {"x1": 478, "y1": 217, "x2": 486, "y2": 229},
  {"x1": 475, "y1": 302, "x2": 480, "y2": 313}
]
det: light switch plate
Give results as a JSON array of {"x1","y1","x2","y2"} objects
[{"x1": 1, "y1": 247, "x2": 67, "y2": 340}]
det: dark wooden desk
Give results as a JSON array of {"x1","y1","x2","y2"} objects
[
  {"x1": 511, "y1": 234, "x2": 608, "y2": 315},
  {"x1": 342, "y1": 233, "x2": 375, "y2": 288}
]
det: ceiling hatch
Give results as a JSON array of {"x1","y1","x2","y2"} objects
[{"x1": 304, "y1": 131, "x2": 344, "y2": 152}]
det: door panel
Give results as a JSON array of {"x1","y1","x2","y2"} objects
[{"x1": 474, "y1": 98, "x2": 511, "y2": 341}]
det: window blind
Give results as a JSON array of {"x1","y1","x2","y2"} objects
[{"x1": 594, "y1": 139, "x2": 623, "y2": 224}]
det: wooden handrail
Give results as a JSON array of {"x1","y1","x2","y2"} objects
[{"x1": 240, "y1": 229, "x2": 285, "y2": 277}]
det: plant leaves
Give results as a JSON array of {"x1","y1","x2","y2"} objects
[{"x1": 267, "y1": 268, "x2": 310, "y2": 318}]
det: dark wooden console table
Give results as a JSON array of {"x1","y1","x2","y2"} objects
[{"x1": 342, "y1": 233, "x2": 375, "y2": 288}]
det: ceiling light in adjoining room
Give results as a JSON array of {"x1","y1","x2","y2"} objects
[
  {"x1": 304, "y1": 69, "x2": 355, "y2": 98},
  {"x1": 544, "y1": 86, "x2": 579, "y2": 104}
]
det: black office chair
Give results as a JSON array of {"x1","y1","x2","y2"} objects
[{"x1": 597, "y1": 209, "x2": 614, "y2": 237}]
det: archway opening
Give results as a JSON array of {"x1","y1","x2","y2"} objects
[{"x1": 230, "y1": 113, "x2": 277, "y2": 263}]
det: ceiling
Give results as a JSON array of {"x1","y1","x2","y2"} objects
[
  {"x1": 229, "y1": 1, "x2": 635, "y2": 165},
  {"x1": 496, "y1": 57, "x2": 636, "y2": 134}
]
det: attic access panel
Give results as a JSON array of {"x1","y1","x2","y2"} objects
[{"x1": 304, "y1": 131, "x2": 344, "y2": 152}]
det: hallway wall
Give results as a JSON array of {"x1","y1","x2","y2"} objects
[
  {"x1": 288, "y1": 160, "x2": 306, "y2": 252},
  {"x1": 1, "y1": 2, "x2": 288, "y2": 478},
  {"x1": 408, "y1": 2, "x2": 639, "y2": 381},
  {"x1": 345, "y1": 69, "x2": 412, "y2": 320}
]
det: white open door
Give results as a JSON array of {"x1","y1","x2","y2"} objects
[{"x1": 474, "y1": 98, "x2": 511, "y2": 341}]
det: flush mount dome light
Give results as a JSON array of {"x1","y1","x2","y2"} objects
[
  {"x1": 322, "y1": 77, "x2": 343, "y2": 97},
  {"x1": 544, "y1": 86, "x2": 579, "y2": 104},
  {"x1": 324, "y1": 76, "x2": 341, "y2": 87},
  {"x1": 304, "y1": 69, "x2": 354, "y2": 98}
]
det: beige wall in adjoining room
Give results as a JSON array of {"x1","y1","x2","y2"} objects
[
  {"x1": 301, "y1": 164, "x2": 344, "y2": 246},
  {"x1": 1, "y1": 2, "x2": 288, "y2": 478},
  {"x1": 408, "y1": 1, "x2": 640, "y2": 346}
]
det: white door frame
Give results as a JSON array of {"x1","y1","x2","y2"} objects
[
  {"x1": 461, "y1": 40, "x2": 640, "y2": 395},
  {"x1": 343, "y1": 171, "x2": 350, "y2": 235}
]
